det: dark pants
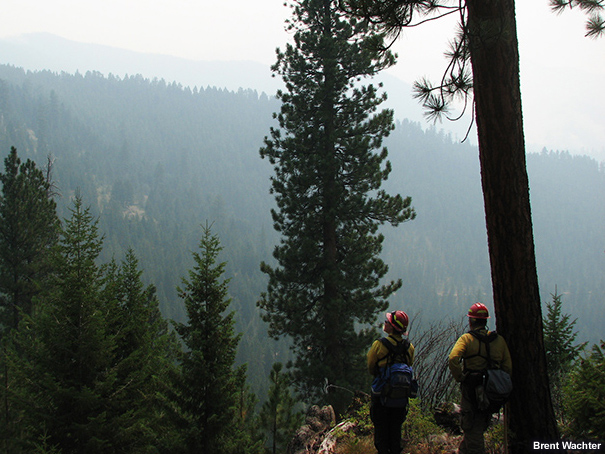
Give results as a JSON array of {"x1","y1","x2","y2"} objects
[
  {"x1": 459, "y1": 382, "x2": 491, "y2": 454},
  {"x1": 370, "y1": 397, "x2": 408, "y2": 454}
]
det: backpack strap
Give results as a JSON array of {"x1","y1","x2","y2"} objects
[
  {"x1": 465, "y1": 330, "x2": 499, "y2": 369},
  {"x1": 378, "y1": 337, "x2": 411, "y2": 365}
]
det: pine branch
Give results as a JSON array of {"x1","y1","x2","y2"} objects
[
  {"x1": 586, "y1": 13, "x2": 605, "y2": 37},
  {"x1": 550, "y1": 0, "x2": 605, "y2": 37}
]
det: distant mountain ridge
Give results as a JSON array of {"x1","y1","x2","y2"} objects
[
  {"x1": 0, "y1": 32, "x2": 456, "y2": 135},
  {"x1": 0, "y1": 32, "x2": 279, "y2": 94}
]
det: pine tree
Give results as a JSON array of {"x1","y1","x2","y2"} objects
[
  {"x1": 258, "y1": 0, "x2": 415, "y2": 413},
  {"x1": 550, "y1": 0, "x2": 604, "y2": 38},
  {"x1": 564, "y1": 341, "x2": 605, "y2": 439},
  {"x1": 172, "y1": 223, "x2": 250, "y2": 453},
  {"x1": 9, "y1": 195, "x2": 116, "y2": 453},
  {"x1": 0, "y1": 148, "x2": 60, "y2": 452},
  {"x1": 543, "y1": 289, "x2": 585, "y2": 419},
  {"x1": 9, "y1": 204, "x2": 184, "y2": 452},
  {"x1": 339, "y1": 0, "x2": 565, "y2": 449},
  {"x1": 0, "y1": 147, "x2": 59, "y2": 332},
  {"x1": 543, "y1": 290, "x2": 585, "y2": 374},
  {"x1": 225, "y1": 365, "x2": 266, "y2": 454},
  {"x1": 260, "y1": 363, "x2": 303, "y2": 454},
  {"x1": 102, "y1": 249, "x2": 181, "y2": 452}
]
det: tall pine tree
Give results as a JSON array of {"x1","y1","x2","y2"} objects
[
  {"x1": 172, "y1": 223, "x2": 253, "y2": 453},
  {"x1": 9, "y1": 195, "x2": 115, "y2": 453},
  {"x1": 0, "y1": 147, "x2": 59, "y2": 332},
  {"x1": 338, "y1": 1, "x2": 572, "y2": 449},
  {"x1": 0, "y1": 147, "x2": 59, "y2": 451},
  {"x1": 258, "y1": 0, "x2": 415, "y2": 412}
]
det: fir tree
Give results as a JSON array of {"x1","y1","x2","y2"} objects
[
  {"x1": 225, "y1": 365, "x2": 266, "y2": 454},
  {"x1": 543, "y1": 289, "x2": 585, "y2": 419},
  {"x1": 564, "y1": 341, "x2": 605, "y2": 439},
  {"x1": 10, "y1": 201, "x2": 181, "y2": 452},
  {"x1": 260, "y1": 363, "x2": 303, "y2": 454},
  {"x1": 172, "y1": 223, "x2": 251, "y2": 453},
  {"x1": 543, "y1": 290, "x2": 585, "y2": 375},
  {"x1": 102, "y1": 249, "x2": 181, "y2": 452},
  {"x1": 0, "y1": 147, "x2": 59, "y2": 451},
  {"x1": 10, "y1": 195, "x2": 115, "y2": 453},
  {"x1": 0, "y1": 147, "x2": 59, "y2": 332},
  {"x1": 258, "y1": 0, "x2": 415, "y2": 412}
]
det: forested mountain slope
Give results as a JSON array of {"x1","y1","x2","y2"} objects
[{"x1": 0, "y1": 64, "x2": 602, "y2": 392}]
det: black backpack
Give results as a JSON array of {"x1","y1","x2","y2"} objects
[
  {"x1": 465, "y1": 331, "x2": 513, "y2": 413},
  {"x1": 371, "y1": 338, "x2": 418, "y2": 408}
]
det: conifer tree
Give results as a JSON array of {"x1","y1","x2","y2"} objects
[
  {"x1": 225, "y1": 365, "x2": 266, "y2": 454},
  {"x1": 10, "y1": 195, "x2": 116, "y2": 453},
  {"x1": 542, "y1": 289, "x2": 585, "y2": 418},
  {"x1": 102, "y1": 249, "x2": 181, "y2": 452},
  {"x1": 0, "y1": 147, "x2": 59, "y2": 332},
  {"x1": 339, "y1": 0, "x2": 577, "y2": 448},
  {"x1": 0, "y1": 148, "x2": 60, "y2": 451},
  {"x1": 564, "y1": 341, "x2": 605, "y2": 439},
  {"x1": 258, "y1": 0, "x2": 415, "y2": 412},
  {"x1": 543, "y1": 290, "x2": 585, "y2": 375},
  {"x1": 173, "y1": 223, "x2": 252, "y2": 453},
  {"x1": 10, "y1": 206, "x2": 182, "y2": 452},
  {"x1": 260, "y1": 363, "x2": 303, "y2": 454}
]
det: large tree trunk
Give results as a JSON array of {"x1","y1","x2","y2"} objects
[{"x1": 465, "y1": 0, "x2": 561, "y2": 452}]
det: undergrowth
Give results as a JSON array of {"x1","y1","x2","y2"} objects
[{"x1": 335, "y1": 396, "x2": 505, "y2": 454}]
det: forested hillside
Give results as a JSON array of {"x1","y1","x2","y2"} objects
[{"x1": 0, "y1": 63, "x2": 603, "y2": 395}]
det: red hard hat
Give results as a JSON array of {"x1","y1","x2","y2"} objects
[
  {"x1": 386, "y1": 310, "x2": 409, "y2": 332},
  {"x1": 467, "y1": 302, "x2": 490, "y2": 319}
]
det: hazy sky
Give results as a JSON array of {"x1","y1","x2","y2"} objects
[{"x1": 1, "y1": 0, "x2": 604, "y2": 160}]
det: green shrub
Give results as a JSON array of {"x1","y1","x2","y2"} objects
[
  {"x1": 402, "y1": 399, "x2": 444, "y2": 445},
  {"x1": 563, "y1": 341, "x2": 605, "y2": 439},
  {"x1": 336, "y1": 396, "x2": 460, "y2": 454}
]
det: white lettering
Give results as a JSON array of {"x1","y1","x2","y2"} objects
[
  {"x1": 533, "y1": 441, "x2": 559, "y2": 449},
  {"x1": 561, "y1": 441, "x2": 602, "y2": 450}
]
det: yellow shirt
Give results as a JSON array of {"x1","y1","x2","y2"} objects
[
  {"x1": 448, "y1": 329, "x2": 512, "y2": 382},
  {"x1": 367, "y1": 334, "x2": 415, "y2": 376}
]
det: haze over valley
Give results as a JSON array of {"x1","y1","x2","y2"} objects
[{"x1": 0, "y1": 34, "x2": 602, "y2": 391}]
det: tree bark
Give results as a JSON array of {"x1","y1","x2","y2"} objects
[{"x1": 465, "y1": 0, "x2": 562, "y2": 451}]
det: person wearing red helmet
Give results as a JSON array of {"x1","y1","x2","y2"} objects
[
  {"x1": 367, "y1": 310, "x2": 415, "y2": 454},
  {"x1": 448, "y1": 303, "x2": 512, "y2": 454}
]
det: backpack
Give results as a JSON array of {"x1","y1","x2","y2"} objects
[
  {"x1": 465, "y1": 331, "x2": 513, "y2": 413},
  {"x1": 371, "y1": 337, "x2": 418, "y2": 408}
]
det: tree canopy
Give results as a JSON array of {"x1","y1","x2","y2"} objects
[{"x1": 258, "y1": 0, "x2": 415, "y2": 413}]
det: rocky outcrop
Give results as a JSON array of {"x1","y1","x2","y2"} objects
[
  {"x1": 287, "y1": 405, "x2": 336, "y2": 454},
  {"x1": 287, "y1": 392, "x2": 373, "y2": 454}
]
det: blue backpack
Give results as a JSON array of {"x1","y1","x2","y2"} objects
[{"x1": 371, "y1": 338, "x2": 418, "y2": 408}]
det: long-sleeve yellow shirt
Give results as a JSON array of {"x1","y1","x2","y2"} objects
[
  {"x1": 448, "y1": 329, "x2": 512, "y2": 382},
  {"x1": 367, "y1": 334, "x2": 415, "y2": 376}
]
